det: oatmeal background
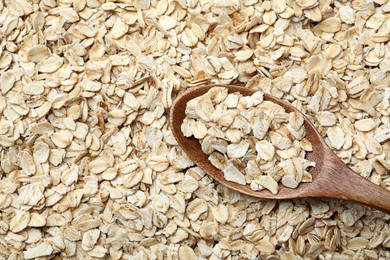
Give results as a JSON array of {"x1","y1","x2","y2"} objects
[{"x1": 0, "y1": 0, "x2": 389, "y2": 259}]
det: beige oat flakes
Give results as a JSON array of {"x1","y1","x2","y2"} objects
[
  {"x1": 0, "y1": 0, "x2": 388, "y2": 259},
  {"x1": 182, "y1": 87, "x2": 316, "y2": 194}
]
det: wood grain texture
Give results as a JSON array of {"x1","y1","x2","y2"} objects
[{"x1": 169, "y1": 85, "x2": 390, "y2": 214}]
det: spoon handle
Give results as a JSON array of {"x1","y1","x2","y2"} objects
[{"x1": 318, "y1": 155, "x2": 390, "y2": 214}]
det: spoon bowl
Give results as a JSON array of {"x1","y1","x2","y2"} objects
[{"x1": 170, "y1": 85, "x2": 390, "y2": 213}]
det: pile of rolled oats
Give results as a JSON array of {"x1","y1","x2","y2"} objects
[
  {"x1": 0, "y1": 0, "x2": 389, "y2": 259},
  {"x1": 182, "y1": 87, "x2": 316, "y2": 194}
]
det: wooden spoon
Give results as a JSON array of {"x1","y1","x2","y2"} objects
[{"x1": 169, "y1": 85, "x2": 390, "y2": 214}]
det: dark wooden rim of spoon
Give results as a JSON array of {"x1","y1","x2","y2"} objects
[{"x1": 170, "y1": 85, "x2": 390, "y2": 214}]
